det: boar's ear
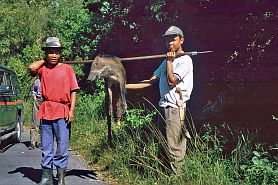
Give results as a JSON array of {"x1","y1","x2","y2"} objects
[
  {"x1": 91, "y1": 62, "x2": 97, "y2": 67},
  {"x1": 96, "y1": 56, "x2": 105, "y2": 62},
  {"x1": 94, "y1": 56, "x2": 100, "y2": 60}
]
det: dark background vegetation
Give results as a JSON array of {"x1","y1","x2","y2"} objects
[{"x1": 0, "y1": 0, "x2": 277, "y2": 145}]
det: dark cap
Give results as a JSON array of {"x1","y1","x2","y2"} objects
[
  {"x1": 41, "y1": 37, "x2": 64, "y2": 51},
  {"x1": 162, "y1": 26, "x2": 184, "y2": 37}
]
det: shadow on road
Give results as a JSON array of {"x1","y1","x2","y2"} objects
[
  {"x1": 21, "y1": 140, "x2": 31, "y2": 148},
  {"x1": 8, "y1": 167, "x2": 98, "y2": 184},
  {"x1": 8, "y1": 167, "x2": 41, "y2": 183},
  {"x1": 1, "y1": 140, "x2": 30, "y2": 153},
  {"x1": 66, "y1": 169, "x2": 98, "y2": 179}
]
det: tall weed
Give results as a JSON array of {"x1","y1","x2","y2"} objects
[
  {"x1": 70, "y1": 89, "x2": 106, "y2": 160},
  {"x1": 71, "y1": 92, "x2": 278, "y2": 184}
]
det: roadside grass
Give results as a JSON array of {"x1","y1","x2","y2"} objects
[
  {"x1": 71, "y1": 91, "x2": 278, "y2": 185},
  {"x1": 70, "y1": 91, "x2": 106, "y2": 159}
]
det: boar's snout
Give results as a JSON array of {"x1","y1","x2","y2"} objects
[{"x1": 87, "y1": 72, "x2": 97, "y2": 82}]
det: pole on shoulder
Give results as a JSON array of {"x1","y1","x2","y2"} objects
[
  {"x1": 62, "y1": 59, "x2": 96, "y2": 64},
  {"x1": 61, "y1": 51, "x2": 213, "y2": 64},
  {"x1": 120, "y1": 51, "x2": 213, "y2": 61}
]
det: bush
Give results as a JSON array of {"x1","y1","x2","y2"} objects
[{"x1": 240, "y1": 145, "x2": 278, "y2": 185}]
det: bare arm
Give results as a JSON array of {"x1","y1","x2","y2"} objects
[
  {"x1": 67, "y1": 90, "x2": 77, "y2": 123},
  {"x1": 166, "y1": 52, "x2": 179, "y2": 86},
  {"x1": 126, "y1": 76, "x2": 157, "y2": 90},
  {"x1": 28, "y1": 60, "x2": 45, "y2": 77}
]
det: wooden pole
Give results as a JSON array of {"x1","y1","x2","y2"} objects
[{"x1": 61, "y1": 51, "x2": 213, "y2": 64}]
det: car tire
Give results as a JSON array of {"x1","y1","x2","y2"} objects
[{"x1": 14, "y1": 116, "x2": 22, "y2": 143}]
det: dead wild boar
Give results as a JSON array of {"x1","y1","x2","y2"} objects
[{"x1": 87, "y1": 55, "x2": 126, "y2": 146}]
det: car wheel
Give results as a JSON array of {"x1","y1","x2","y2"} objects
[{"x1": 14, "y1": 116, "x2": 22, "y2": 143}]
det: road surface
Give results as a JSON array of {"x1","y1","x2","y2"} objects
[{"x1": 0, "y1": 129, "x2": 105, "y2": 185}]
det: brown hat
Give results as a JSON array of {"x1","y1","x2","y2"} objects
[{"x1": 41, "y1": 37, "x2": 64, "y2": 51}]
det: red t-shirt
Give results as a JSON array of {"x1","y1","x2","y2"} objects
[{"x1": 37, "y1": 63, "x2": 79, "y2": 120}]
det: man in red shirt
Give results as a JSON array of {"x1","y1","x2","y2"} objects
[{"x1": 29, "y1": 37, "x2": 79, "y2": 185}]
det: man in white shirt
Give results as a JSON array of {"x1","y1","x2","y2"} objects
[{"x1": 126, "y1": 26, "x2": 193, "y2": 174}]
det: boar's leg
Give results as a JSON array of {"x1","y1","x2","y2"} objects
[
  {"x1": 117, "y1": 84, "x2": 126, "y2": 125},
  {"x1": 105, "y1": 80, "x2": 114, "y2": 147}
]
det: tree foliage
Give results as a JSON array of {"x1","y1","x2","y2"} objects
[
  {"x1": 0, "y1": 0, "x2": 277, "y2": 143},
  {"x1": 0, "y1": 0, "x2": 277, "y2": 183},
  {"x1": 0, "y1": 0, "x2": 92, "y2": 95}
]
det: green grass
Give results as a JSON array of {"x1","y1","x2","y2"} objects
[{"x1": 69, "y1": 91, "x2": 278, "y2": 185}]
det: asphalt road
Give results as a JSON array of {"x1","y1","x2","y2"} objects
[{"x1": 0, "y1": 129, "x2": 106, "y2": 185}]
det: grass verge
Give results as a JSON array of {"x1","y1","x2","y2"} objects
[{"x1": 71, "y1": 92, "x2": 278, "y2": 185}]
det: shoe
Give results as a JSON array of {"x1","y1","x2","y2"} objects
[
  {"x1": 28, "y1": 144, "x2": 36, "y2": 150},
  {"x1": 57, "y1": 167, "x2": 66, "y2": 185},
  {"x1": 36, "y1": 142, "x2": 42, "y2": 148},
  {"x1": 39, "y1": 167, "x2": 53, "y2": 185}
]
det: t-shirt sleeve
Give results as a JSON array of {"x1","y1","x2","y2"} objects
[
  {"x1": 153, "y1": 59, "x2": 166, "y2": 79},
  {"x1": 38, "y1": 66, "x2": 43, "y2": 75},
  {"x1": 68, "y1": 65, "x2": 80, "y2": 91},
  {"x1": 173, "y1": 56, "x2": 192, "y2": 81}
]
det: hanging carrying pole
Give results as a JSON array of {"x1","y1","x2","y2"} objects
[{"x1": 61, "y1": 51, "x2": 213, "y2": 64}]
